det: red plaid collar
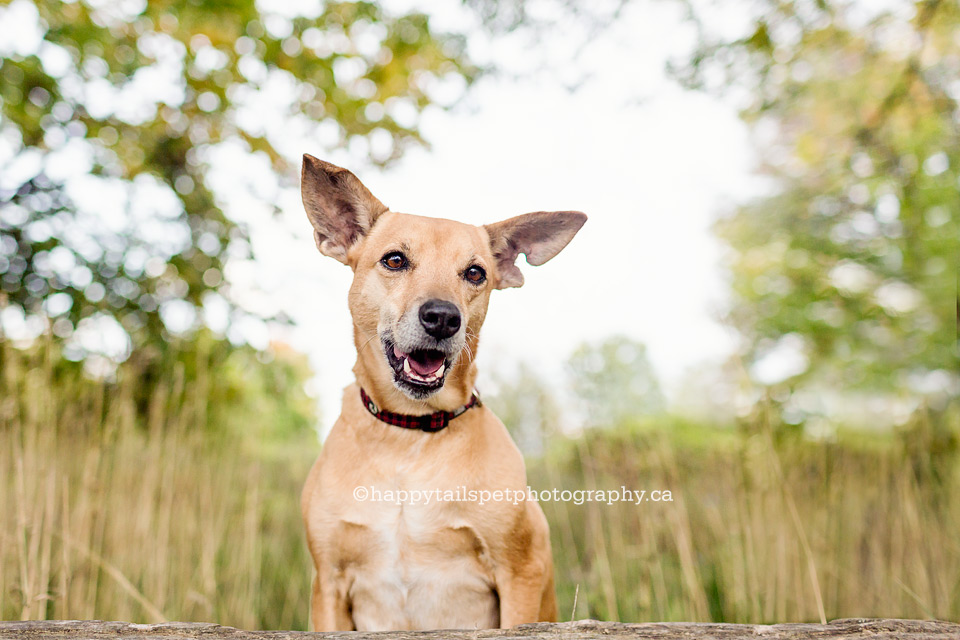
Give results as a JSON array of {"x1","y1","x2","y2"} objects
[{"x1": 360, "y1": 387, "x2": 481, "y2": 432}]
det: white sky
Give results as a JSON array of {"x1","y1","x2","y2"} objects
[{"x1": 233, "y1": 0, "x2": 762, "y2": 431}]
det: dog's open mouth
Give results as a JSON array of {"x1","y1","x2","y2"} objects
[{"x1": 383, "y1": 337, "x2": 451, "y2": 396}]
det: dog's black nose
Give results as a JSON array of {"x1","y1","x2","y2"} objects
[{"x1": 419, "y1": 299, "x2": 461, "y2": 340}]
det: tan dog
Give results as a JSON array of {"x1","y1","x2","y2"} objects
[{"x1": 299, "y1": 155, "x2": 586, "y2": 631}]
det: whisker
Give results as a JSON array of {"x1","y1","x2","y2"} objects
[
  {"x1": 460, "y1": 330, "x2": 479, "y2": 364},
  {"x1": 356, "y1": 332, "x2": 380, "y2": 357}
]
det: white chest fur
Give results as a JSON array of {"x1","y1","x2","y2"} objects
[{"x1": 336, "y1": 493, "x2": 500, "y2": 631}]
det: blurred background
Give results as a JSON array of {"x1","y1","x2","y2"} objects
[{"x1": 1, "y1": 0, "x2": 958, "y2": 629}]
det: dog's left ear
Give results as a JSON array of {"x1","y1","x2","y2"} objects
[
  {"x1": 484, "y1": 211, "x2": 587, "y2": 289},
  {"x1": 301, "y1": 154, "x2": 388, "y2": 264}
]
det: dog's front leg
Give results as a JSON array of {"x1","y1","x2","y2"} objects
[
  {"x1": 495, "y1": 555, "x2": 552, "y2": 627},
  {"x1": 493, "y1": 501, "x2": 557, "y2": 627},
  {"x1": 310, "y1": 566, "x2": 353, "y2": 631}
]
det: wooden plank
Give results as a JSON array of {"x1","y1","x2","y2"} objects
[{"x1": 0, "y1": 619, "x2": 958, "y2": 640}]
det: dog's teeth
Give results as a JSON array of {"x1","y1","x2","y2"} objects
[
  {"x1": 421, "y1": 364, "x2": 444, "y2": 382},
  {"x1": 401, "y1": 357, "x2": 445, "y2": 383}
]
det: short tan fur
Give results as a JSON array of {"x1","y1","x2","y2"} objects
[{"x1": 299, "y1": 155, "x2": 586, "y2": 631}]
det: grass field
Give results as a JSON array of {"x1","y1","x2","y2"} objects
[
  {"x1": 534, "y1": 415, "x2": 960, "y2": 623},
  {"x1": 2, "y1": 340, "x2": 958, "y2": 629}
]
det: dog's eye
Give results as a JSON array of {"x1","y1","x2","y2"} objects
[
  {"x1": 380, "y1": 252, "x2": 408, "y2": 271},
  {"x1": 464, "y1": 265, "x2": 486, "y2": 284}
]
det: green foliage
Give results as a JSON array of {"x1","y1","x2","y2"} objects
[
  {"x1": 0, "y1": 327, "x2": 318, "y2": 444},
  {"x1": 484, "y1": 362, "x2": 562, "y2": 456},
  {"x1": 676, "y1": 0, "x2": 959, "y2": 394},
  {"x1": 0, "y1": 0, "x2": 476, "y2": 352},
  {"x1": 134, "y1": 330, "x2": 319, "y2": 443},
  {"x1": 566, "y1": 335, "x2": 665, "y2": 427}
]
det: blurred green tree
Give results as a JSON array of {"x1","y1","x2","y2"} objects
[
  {"x1": 567, "y1": 335, "x2": 665, "y2": 427},
  {"x1": 0, "y1": 0, "x2": 475, "y2": 356},
  {"x1": 129, "y1": 330, "x2": 320, "y2": 442},
  {"x1": 463, "y1": 0, "x2": 959, "y2": 409},
  {"x1": 671, "y1": 0, "x2": 959, "y2": 399},
  {"x1": 485, "y1": 362, "x2": 562, "y2": 455}
]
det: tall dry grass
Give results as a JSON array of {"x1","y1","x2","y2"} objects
[
  {"x1": 2, "y1": 338, "x2": 958, "y2": 628},
  {"x1": 0, "y1": 339, "x2": 317, "y2": 629},
  {"x1": 534, "y1": 411, "x2": 960, "y2": 623}
]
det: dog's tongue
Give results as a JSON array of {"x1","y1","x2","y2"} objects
[{"x1": 408, "y1": 350, "x2": 445, "y2": 376}]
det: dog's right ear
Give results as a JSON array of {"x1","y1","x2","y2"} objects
[{"x1": 301, "y1": 154, "x2": 388, "y2": 264}]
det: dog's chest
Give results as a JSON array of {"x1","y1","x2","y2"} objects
[{"x1": 334, "y1": 493, "x2": 499, "y2": 631}]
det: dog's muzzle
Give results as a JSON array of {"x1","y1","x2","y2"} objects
[{"x1": 382, "y1": 299, "x2": 464, "y2": 399}]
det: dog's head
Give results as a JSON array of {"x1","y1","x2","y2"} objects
[{"x1": 301, "y1": 155, "x2": 586, "y2": 401}]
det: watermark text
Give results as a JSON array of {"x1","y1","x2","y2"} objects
[{"x1": 352, "y1": 485, "x2": 673, "y2": 506}]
